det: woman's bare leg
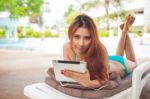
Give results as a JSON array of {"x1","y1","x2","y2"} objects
[
  {"x1": 115, "y1": 31, "x2": 127, "y2": 56},
  {"x1": 115, "y1": 15, "x2": 137, "y2": 74},
  {"x1": 125, "y1": 33, "x2": 137, "y2": 73},
  {"x1": 117, "y1": 15, "x2": 136, "y2": 62},
  {"x1": 124, "y1": 34, "x2": 136, "y2": 62},
  {"x1": 115, "y1": 15, "x2": 131, "y2": 56}
]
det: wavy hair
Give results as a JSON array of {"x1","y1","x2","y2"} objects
[{"x1": 68, "y1": 14, "x2": 108, "y2": 83}]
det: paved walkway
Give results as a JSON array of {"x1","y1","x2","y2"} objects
[{"x1": 0, "y1": 49, "x2": 61, "y2": 99}]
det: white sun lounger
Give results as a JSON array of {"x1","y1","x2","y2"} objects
[{"x1": 24, "y1": 61, "x2": 150, "y2": 99}]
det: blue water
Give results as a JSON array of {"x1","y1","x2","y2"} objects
[
  {"x1": 0, "y1": 39, "x2": 36, "y2": 50},
  {"x1": 0, "y1": 38, "x2": 66, "y2": 54}
]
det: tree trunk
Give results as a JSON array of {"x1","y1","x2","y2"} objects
[{"x1": 105, "y1": 0, "x2": 110, "y2": 36}]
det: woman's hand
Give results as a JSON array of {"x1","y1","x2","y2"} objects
[{"x1": 61, "y1": 69, "x2": 94, "y2": 88}]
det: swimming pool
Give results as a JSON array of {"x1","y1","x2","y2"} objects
[{"x1": 0, "y1": 38, "x2": 67, "y2": 54}]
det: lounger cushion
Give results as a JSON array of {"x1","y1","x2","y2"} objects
[{"x1": 45, "y1": 68, "x2": 133, "y2": 98}]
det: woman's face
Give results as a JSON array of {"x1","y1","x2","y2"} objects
[{"x1": 73, "y1": 27, "x2": 91, "y2": 55}]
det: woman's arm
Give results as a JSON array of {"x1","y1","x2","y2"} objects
[
  {"x1": 61, "y1": 69, "x2": 107, "y2": 89},
  {"x1": 63, "y1": 42, "x2": 71, "y2": 60}
]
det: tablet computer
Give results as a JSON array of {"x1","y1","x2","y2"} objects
[{"x1": 52, "y1": 60, "x2": 87, "y2": 82}]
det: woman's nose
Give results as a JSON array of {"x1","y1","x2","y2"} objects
[{"x1": 79, "y1": 39, "x2": 84, "y2": 46}]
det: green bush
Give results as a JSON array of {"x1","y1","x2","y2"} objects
[
  {"x1": 113, "y1": 28, "x2": 118, "y2": 36},
  {"x1": 44, "y1": 30, "x2": 52, "y2": 37},
  {"x1": 18, "y1": 33, "x2": 25, "y2": 38},
  {"x1": 52, "y1": 33, "x2": 59, "y2": 37},
  {"x1": 22, "y1": 27, "x2": 60, "y2": 38},
  {"x1": 98, "y1": 29, "x2": 109, "y2": 37},
  {"x1": 25, "y1": 27, "x2": 33, "y2": 37},
  {"x1": 17, "y1": 26, "x2": 24, "y2": 38},
  {"x1": 0, "y1": 28, "x2": 6, "y2": 38},
  {"x1": 131, "y1": 28, "x2": 143, "y2": 37},
  {"x1": 43, "y1": 29, "x2": 59, "y2": 38},
  {"x1": 32, "y1": 31, "x2": 40, "y2": 37},
  {"x1": 21, "y1": 27, "x2": 40, "y2": 38}
]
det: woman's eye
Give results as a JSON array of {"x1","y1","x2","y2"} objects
[
  {"x1": 85, "y1": 36, "x2": 91, "y2": 40},
  {"x1": 74, "y1": 35, "x2": 80, "y2": 39}
]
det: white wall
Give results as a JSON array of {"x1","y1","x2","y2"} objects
[{"x1": 144, "y1": 0, "x2": 150, "y2": 33}]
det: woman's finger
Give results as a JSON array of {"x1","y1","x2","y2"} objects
[
  {"x1": 85, "y1": 69, "x2": 90, "y2": 75},
  {"x1": 62, "y1": 70, "x2": 78, "y2": 78}
]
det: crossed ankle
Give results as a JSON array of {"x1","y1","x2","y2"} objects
[{"x1": 122, "y1": 31, "x2": 128, "y2": 35}]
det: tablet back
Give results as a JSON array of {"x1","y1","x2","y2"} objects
[{"x1": 52, "y1": 60, "x2": 86, "y2": 82}]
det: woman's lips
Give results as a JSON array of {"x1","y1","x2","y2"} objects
[{"x1": 76, "y1": 47, "x2": 84, "y2": 52}]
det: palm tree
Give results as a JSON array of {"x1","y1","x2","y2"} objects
[
  {"x1": 64, "y1": 0, "x2": 126, "y2": 36},
  {"x1": 79, "y1": 0, "x2": 124, "y2": 36},
  {"x1": 104, "y1": 0, "x2": 110, "y2": 35}
]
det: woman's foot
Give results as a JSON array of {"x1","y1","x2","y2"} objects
[{"x1": 120, "y1": 15, "x2": 135, "y2": 33}]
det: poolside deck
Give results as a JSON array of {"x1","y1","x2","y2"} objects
[
  {"x1": 0, "y1": 49, "x2": 150, "y2": 99},
  {"x1": 0, "y1": 49, "x2": 61, "y2": 99}
]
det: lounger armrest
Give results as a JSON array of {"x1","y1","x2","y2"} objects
[{"x1": 132, "y1": 61, "x2": 150, "y2": 99}]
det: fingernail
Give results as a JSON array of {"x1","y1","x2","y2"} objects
[{"x1": 61, "y1": 70, "x2": 64, "y2": 74}]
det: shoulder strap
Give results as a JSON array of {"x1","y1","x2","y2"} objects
[
  {"x1": 107, "y1": 64, "x2": 110, "y2": 79},
  {"x1": 74, "y1": 52, "x2": 76, "y2": 61}
]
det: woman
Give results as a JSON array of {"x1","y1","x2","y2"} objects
[{"x1": 62, "y1": 14, "x2": 137, "y2": 88}]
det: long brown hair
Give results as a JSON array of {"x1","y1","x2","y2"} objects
[{"x1": 68, "y1": 14, "x2": 108, "y2": 83}]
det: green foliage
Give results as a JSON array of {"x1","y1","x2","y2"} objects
[
  {"x1": 0, "y1": 0, "x2": 9, "y2": 11},
  {"x1": 26, "y1": 27, "x2": 40, "y2": 38},
  {"x1": 32, "y1": 31, "x2": 40, "y2": 37},
  {"x1": 130, "y1": 28, "x2": 143, "y2": 37},
  {"x1": 113, "y1": 28, "x2": 118, "y2": 36},
  {"x1": 18, "y1": 33, "x2": 24, "y2": 38},
  {"x1": 0, "y1": 0, "x2": 44, "y2": 18},
  {"x1": 51, "y1": 34, "x2": 59, "y2": 38},
  {"x1": 44, "y1": 30, "x2": 52, "y2": 37},
  {"x1": 17, "y1": 26, "x2": 24, "y2": 38},
  {"x1": 118, "y1": 10, "x2": 128, "y2": 21},
  {"x1": 64, "y1": 5, "x2": 74, "y2": 18},
  {"x1": 64, "y1": 0, "x2": 102, "y2": 24},
  {"x1": 64, "y1": 4, "x2": 81, "y2": 24},
  {"x1": 109, "y1": 0, "x2": 128, "y2": 21},
  {"x1": 25, "y1": 27, "x2": 33, "y2": 37},
  {"x1": 27, "y1": 0, "x2": 43, "y2": 16},
  {"x1": 43, "y1": 29, "x2": 54, "y2": 37},
  {"x1": 109, "y1": 13, "x2": 118, "y2": 20},
  {"x1": 25, "y1": 27, "x2": 40, "y2": 38},
  {"x1": 17, "y1": 26, "x2": 23, "y2": 33},
  {"x1": 98, "y1": 29, "x2": 109, "y2": 37},
  {"x1": 17, "y1": 26, "x2": 59, "y2": 38},
  {"x1": 65, "y1": 11, "x2": 81, "y2": 24},
  {"x1": 64, "y1": 28, "x2": 68, "y2": 35},
  {"x1": 0, "y1": 28, "x2": 6, "y2": 38},
  {"x1": 43, "y1": 29, "x2": 59, "y2": 38},
  {"x1": 81, "y1": 0, "x2": 101, "y2": 11},
  {"x1": 95, "y1": 16, "x2": 103, "y2": 25}
]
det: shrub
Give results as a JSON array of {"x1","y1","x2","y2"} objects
[
  {"x1": 44, "y1": 29, "x2": 52, "y2": 37},
  {"x1": 131, "y1": 28, "x2": 143, "y2": 37},
  {"x1": 25, "y1": 27, "x2": 33, "y2": 37},
  {"x1": 17, "y1": 26, "x2": 24, "y2": 38},
  {"x1": 0, "y1": 28, "x2": 6, "y2": 38},
  {"x1": 32, "y1": 31, "x2": 40, "y2": 37},
  {"x1": 98, "y1": 29, "x2": 109, "y2": 37}
]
